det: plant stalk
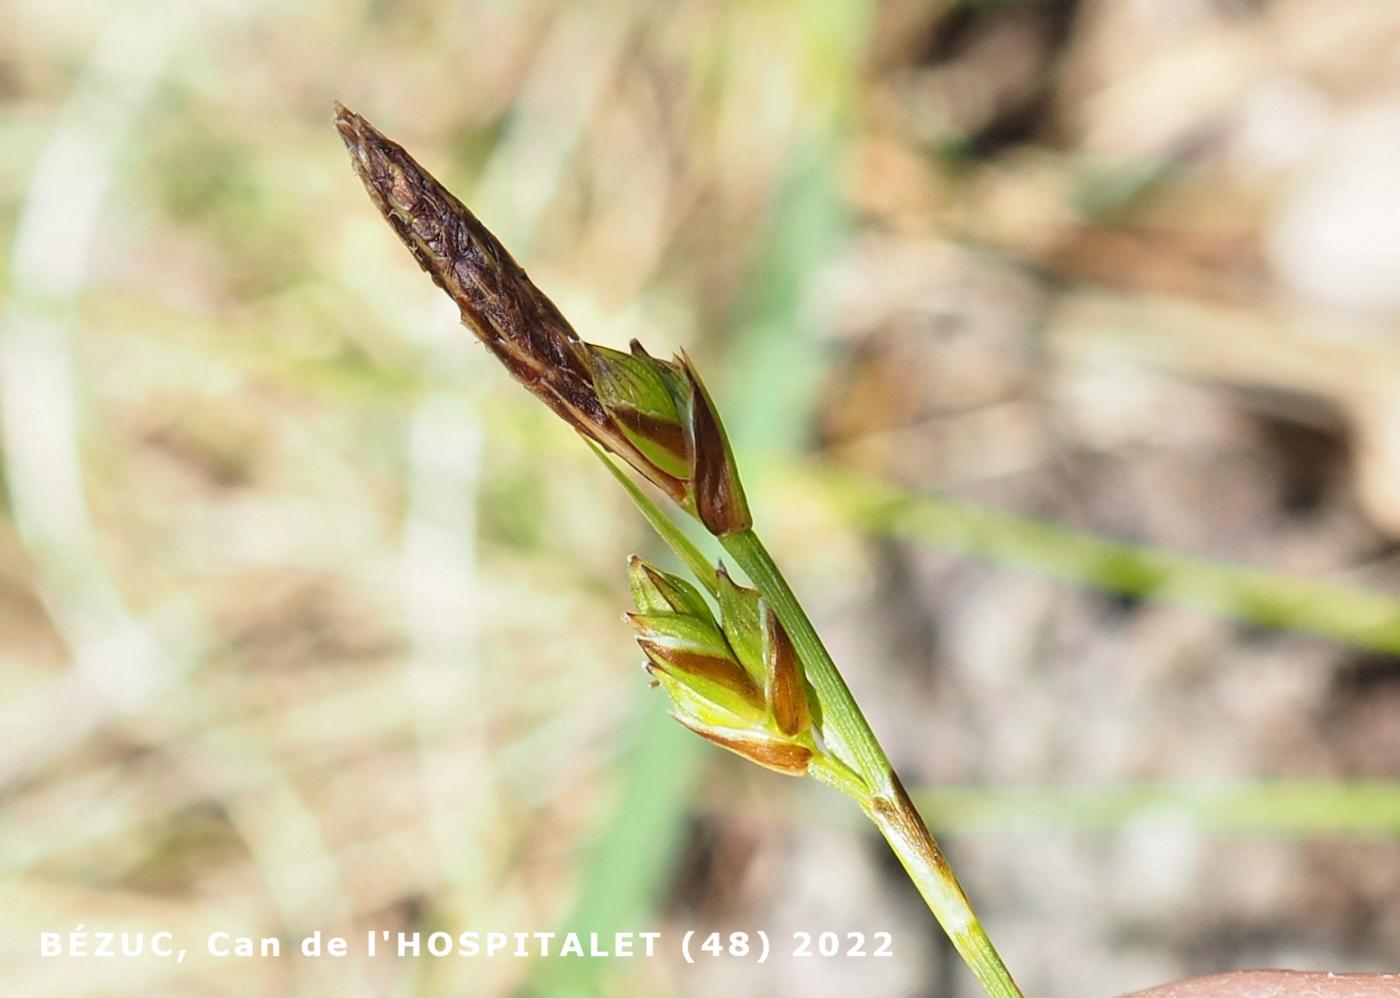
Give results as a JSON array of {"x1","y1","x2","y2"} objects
[
  {"x1": 334, "y1": 104, "x2": 1021, "y2": 995},
  {"x1": 720, "y1": 528, "x2": 1022, "y2": 998}
]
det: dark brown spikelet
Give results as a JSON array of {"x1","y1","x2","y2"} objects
[
  {"x1": 334, "y1": 103, "x2": 684, "y2": 500},
  {"x1": 679, "y1": 352, "x2": 752, "y2": 535}
]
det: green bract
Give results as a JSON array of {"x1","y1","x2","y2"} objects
[
  {"x1": 627, "y1": 556, "x2": 712, "y2": 620},
  {"x1": 589, "y1": 344, "x2": 693, "y2": 480},
  {"x1": 628, "y1": 609, "x2": 764, "y2": 723},
  {"x1": 714, "y1": 564, "x2": 763, "y2": 679}
]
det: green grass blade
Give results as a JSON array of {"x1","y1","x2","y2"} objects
[
  {"x1": 519, "y1": 705, "x2": 698, "y2": 998},
  {"x1": 808, "y1": 466, "x2": 1400, "y2": 655},
  {"x1": 588, "y1": 441, "x2": 717, "y2": 596},
  {"x1": 911, "y1": 781, "x2": 1400, "y2": 838}
]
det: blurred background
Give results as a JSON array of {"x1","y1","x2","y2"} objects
[{"x1": 4, "y1": 0, "x2": 1400, "y2": 995}]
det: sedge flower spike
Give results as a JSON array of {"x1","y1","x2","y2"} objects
[
  {"x1": 627, "y1": 557, "x2": 815, "y2": 775},
  {"x1": 334, "y1": 103, "x2": 749, "y2": 535},
  {"x1": 335, "y1": 103, "x2": 1022, "y2": 998}
]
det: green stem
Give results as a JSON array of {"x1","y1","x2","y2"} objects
[
  {"x1": 719, "y1": 529, "x2": 888, "y2": 781},
  {"x1": 720, "y1": 528, "x2": 1023, "y2": 998},
  {"x1": 864, "y1": 796, "x2": 1021, "y2": 998},
  {"x1": 590, "y1": 441, "x2": 719, "y2": 597}
]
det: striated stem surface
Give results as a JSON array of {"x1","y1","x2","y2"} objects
[{"x1": 721, "y1": 529, "x2": 1022, "y2": 998}]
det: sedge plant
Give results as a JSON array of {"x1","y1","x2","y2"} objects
[{"x1": 334, "y1": 104, "x2": 1023, "y2": 997}]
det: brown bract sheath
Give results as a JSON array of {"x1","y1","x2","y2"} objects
[
  {"x1": 670, "y1": 713, "x2": 812, "y2": 776},
  {"x1": 680, "y1": 352, "x2": 752, "y2": 535},
  {"x1": 333, "y1": 103, "x2": 684, "y2": 500},
  {"x1": 762, "y1": 604, "x2": 809, "y2": 736}
]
